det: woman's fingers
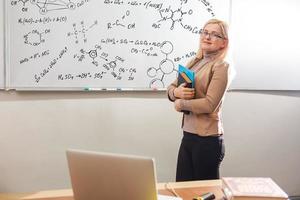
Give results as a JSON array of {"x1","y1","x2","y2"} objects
[{"x1": 182, "y1": 90, "x2": 195, "y2": 99}]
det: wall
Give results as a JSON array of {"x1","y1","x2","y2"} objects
[
  {"x1": 0, "y1": 0, "x2": 4, "y2": 88},
  {"x1": 230, "y1": 0, "x2": 300, "y2": 90},
  {"x1": 0, "y1": 91, "x2": 299, "y2": 196}
]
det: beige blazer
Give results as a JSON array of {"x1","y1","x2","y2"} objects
[{"x1": 167, "y1": 59, "x2": 230, "y2": 136}]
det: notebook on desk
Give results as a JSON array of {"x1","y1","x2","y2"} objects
[{"x1": 66, "y1": 149, "x2": 182, "y2": 200}]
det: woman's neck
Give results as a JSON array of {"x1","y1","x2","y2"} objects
[{"x1": 203, "y1": 51, "x2": 219, "y2": 60}]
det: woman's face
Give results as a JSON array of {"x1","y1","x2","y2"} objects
[{"x1": 200, "y1": 23, "x2": 227, "y2": 54}]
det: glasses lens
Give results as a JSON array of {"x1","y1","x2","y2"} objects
[{"x1": 201, "y1": 30, "x2": 223, "y2": 40}]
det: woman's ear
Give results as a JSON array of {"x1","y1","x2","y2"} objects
[{"x1": 220, "y1": 39, "x2": 228, "y2": 49}]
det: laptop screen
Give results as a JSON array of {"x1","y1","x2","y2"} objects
[{"x1": 66, "y1": 149, "x2": 158, "y2": 200}]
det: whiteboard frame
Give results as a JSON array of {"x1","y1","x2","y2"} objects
[{"x1": 4, "y1": 0, "x2": 231, "y2": 91}]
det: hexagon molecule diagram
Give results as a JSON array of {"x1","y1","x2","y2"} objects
[
  {"x1": 147, "y1": 41, "x2": 176, "y2": 89},
  {"x1": 30, "y1": 0, "x2": 76, "y2": 15}
]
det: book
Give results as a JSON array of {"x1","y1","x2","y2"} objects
[
  {"x1": 222, "y1": 177, "x2": 288, "y2": 200},
  {"x1": 177, "y1": 64, "x2": 195, "y2": 88},
  {"x1": 177, "y1": 64, "x2": 195, "y2": 114}
]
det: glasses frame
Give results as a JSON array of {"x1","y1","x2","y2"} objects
[{"x1": 200, "y1": 29, "x2": 225, "y2": 40}]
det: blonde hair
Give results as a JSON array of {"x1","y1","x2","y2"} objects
[{"x1": 187, "y1": 19, "x2": 229, "y2": 68}]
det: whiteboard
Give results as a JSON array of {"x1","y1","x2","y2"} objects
[
  {"x1": 6, "y1": 0, "x2": 230, "y2": 90},
  {"x1": 230, "y1": 0, "x2": 300, "y2": 90},
  {"x1": 0, "y1": 0, "x2": 4, "y2": 89}
]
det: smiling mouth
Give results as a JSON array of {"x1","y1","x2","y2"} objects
[{"x1": 203, "y1": 41, "x2": 212, "y2": 44}]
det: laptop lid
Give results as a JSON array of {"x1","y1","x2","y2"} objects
[{"x1": 66, "y1": 149, "x2": 158, "y2": 200}]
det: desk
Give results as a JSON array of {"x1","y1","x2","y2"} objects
[{"x1": 0, "y1": 180, "x2": 223, "y2": 200}]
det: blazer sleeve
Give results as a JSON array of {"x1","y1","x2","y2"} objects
[
  {"x1": 166, "y1": 79, "x2": 178, "y2": 102},
  {"x1": 180, "y1": 62, "x2": 229, "y2": 114}
]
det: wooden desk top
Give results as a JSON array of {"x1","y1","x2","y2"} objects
[{"x1": 0, "y1": 180, "x2": 223, "y2": 200}]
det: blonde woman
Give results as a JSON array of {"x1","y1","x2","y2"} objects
[{"x1": 167, "y1": 19, "x2": 232, "y2": 181}]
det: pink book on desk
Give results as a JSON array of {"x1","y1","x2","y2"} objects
[{"x1": 222, "y1": 177, "x2": 288, "y2": 200}]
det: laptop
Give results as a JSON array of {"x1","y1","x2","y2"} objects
[{"x1": 66, "y1": 149, "x2": 181, "y2": 200}]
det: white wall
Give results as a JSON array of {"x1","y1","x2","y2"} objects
[
  {"x1": 230, "y1": 0, "x2": 300, "y2": 90},
  {"x1": 0, "y1": 0, "x2": 4, "y2": 89},
  {"x1": 0, "y1": 91, "x2": 299, "y2": 196}
]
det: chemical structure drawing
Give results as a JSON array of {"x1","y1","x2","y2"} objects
[
  {"x1": 200, "y1": 0, "x2": 215, "y2": 16},
  {"x1": 147, "y1": 41, "x2": 175, "y2": 89},
  {"x1": 11, "y1": 0, "x2": 31, "y2": 12},
  {"x1": 107, "y1": 10, "x2": 135, "y2": 30},
  {"x1": 74, "y1": 45, "x2": 108, "y2": 67},
  {"x1": 73, "y1": 45, "x2": 136, "y2": 81},
  {"x1": 153, "y1": 6, "x2": 193, "y2": 30},
  {"x1": 17, "y1": 0, "x2": 29, "y2": 6},
  {"x1": 24, "y1": 29, "x2": 51, "y2": 46},
  {"x1": 11, "y1": 0, "x2": 76, "y2": 14},
  {"x1": 67, "y1": 20, "x2": 98, "y2": 44}
]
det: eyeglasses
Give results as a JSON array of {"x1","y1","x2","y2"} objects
[{"x1": 200, "y1": 29, "x2": 225, "y2": 40}]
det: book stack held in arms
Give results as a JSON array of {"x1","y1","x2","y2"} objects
[
  {"x1": 222, "y1": 177, "x2": 288, "y2": 200},
  {"x1": 177, "y1": 64, "x2": 195, "y2": 114}
]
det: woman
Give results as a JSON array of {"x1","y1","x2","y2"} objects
[{"x1": 167, "y1": 19, "x2": 232, "y2": 181}]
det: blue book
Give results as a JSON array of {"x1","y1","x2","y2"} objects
[{"x1": 177, "y1": 64, "x2": 195, "y2": 88}]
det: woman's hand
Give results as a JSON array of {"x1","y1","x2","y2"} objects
[
  {"x1": 174, "y1": 83, "x2": 195, "y2": 100},
  {"x1": 174, "y1": 99, "x2": 183, "y2": 112}
]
